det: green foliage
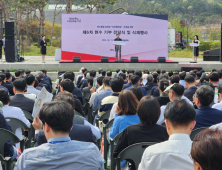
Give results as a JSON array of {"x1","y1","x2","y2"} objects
[
  {"x1": 33, "y1": 43, "x2": 38, "y2": 46},
  {"x1": 30, "y1": 37, "x2": 33, "y2": 43},
  {"x1": 199, "y1": 41, "x2": 220, "y2": 51},
  {"x1": 51, "y1": 40, "x2": 61, "y2": 47}
]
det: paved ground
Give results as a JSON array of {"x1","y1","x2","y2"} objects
[{"x1": 0, "y1": 55, "x2": 221, "y2": 71}]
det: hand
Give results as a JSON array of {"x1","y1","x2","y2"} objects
[
  {"x1": 141, "y1": 81, "x2": 144, "y2": 87},
  {"x1": 44, "y1": 44, "x2": 46, "y2": 46},
  {"x1": 32, "y1": 116, "x2": 42, "y2": 130},
  {"x1": 90, "y1": 87, "x2": 95, "y2": 93}
]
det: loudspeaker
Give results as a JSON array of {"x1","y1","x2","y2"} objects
[
  {"x1": 131, "y1": 57, "x2": 138, "y2": 62},
  {"x1": 101, "y1": 57, "x2": 108, "y2": 63},
  {"x1": 157, "y1": 57, "x2": 166, "y2": 62},
  {"x1": 5, "y1": 22, "x2": 14, "y2": 41},
  {"x1": 73, "y1": 57, "x2": 81, "y2": 63},
  {"x1": 5, "y1": 41, "x2": 15, "y2": 62},
  {"x1": 5, "y1": 22, "x2": 15, "y2": 62}
]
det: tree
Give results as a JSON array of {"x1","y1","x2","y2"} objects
[
  {"x1": 81, "y1": 0, "x2": 116, "y2": 13},
  {"x1": 49, "y1": 0, "x2": 63, "y2": 46}
]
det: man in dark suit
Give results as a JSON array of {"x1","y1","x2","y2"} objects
[
  {"x1": 9, "y1": 78, "x2": 34, "y2": 113},
  {"x1": 64, "y1": 72, "x2": 83, "y2": 104},
  {"x1": 0, "y1": 73, "x2": 14, "y2": 95},
  {"x1": 34, "y1": 124, "x2": 97, "y2": 147},
  {"x1": 123, "y1": 74, "x2": 133, "y2": 89},
  {"x1": 184, "y1": 75, "x2": 198, "y2": 102},
  {"x1": 114, "y1": 34, "x2": 122, "y2": 60},
  {"x1": 194, "y1": 85, "x2": 222, "y2": 129},
  {"x1": 82, "y1": 77, "x2": 93, "y2": 96}
]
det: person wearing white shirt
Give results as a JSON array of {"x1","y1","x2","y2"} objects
[
  {"x1": 139, "y1": 99, "x2": 196, "y2": 170},
  {"x1": 24, "y1": 93, "x2": 36, "y2": 100},
  {"x1": 0, "y1": 89, "x2": 31, "y2": 148},
  {"x1": 212, "y1": 84, "x2": 222, "y2": 110},
  {"x1": 157, "y1": 83, "x2": 193, "y2": 125},
  {"x1": 26, "y1": 74, "x2": 41, "y2": 97}
]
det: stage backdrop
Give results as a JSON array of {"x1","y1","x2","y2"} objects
[{"x1": 61, "y1": 14, "x2": 168, "y2": 62}]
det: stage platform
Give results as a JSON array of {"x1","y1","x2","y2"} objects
[{"x1": 0, "y1": 56, "x2": 222, "y2": 71}]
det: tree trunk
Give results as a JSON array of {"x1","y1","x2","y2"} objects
[
  {"x1": 67, "y1": 0, "x2": 72, "y2": 13},
  {"x1": 26, "y1": 3, "x2": 31, "y2": 46},
  {"x1": 37, "y1": 21, "x2": 41, "y2": 48},
  {"x1": 50, "y1": 5, "x2": 57, "y2": 46}
]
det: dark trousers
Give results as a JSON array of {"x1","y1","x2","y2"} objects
[{"x1": 116, "y1": 48, "x2": 121, "y2": 60}]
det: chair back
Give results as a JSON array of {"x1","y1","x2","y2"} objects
[
  {"x1": 97, "y1": 110, "x2": 111, "y2": 131},
  {"x1": 22, "y1": 110, "x2": 33, "y2": 121},
  {"x1": 74, "y1": 111, "x2": 82, "y2": 117},
  {"x1": 190, "y1": 127, "x2": 208, "y2": 141},
  {"x1": 5, "y1": 117, "x2": 30, "y2": 134},
  {"x1": 116, "y1": 142, "x2": 156, "y2": 170},
  {"x1": 0, "y1": 128, "x2": 20, "y2": 156}
]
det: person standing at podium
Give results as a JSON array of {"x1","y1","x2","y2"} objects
[
  {"x1": 193, "y1": 35, "x2": 200, "y2": 62},
  {"x1": 40, "y1": 35, "x2": 47, "y2": 63},
  {"x1": 114, "y1": 34, "x2": 122, "y2": 60}
]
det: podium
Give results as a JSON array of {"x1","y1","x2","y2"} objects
[
  {"x1": 113, "y1": 41, "x2": 126, "y2": 61},
  {"x1": 189, "y1": 43, "x2": 198, "y2": 63}
]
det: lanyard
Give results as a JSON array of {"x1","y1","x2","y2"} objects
[{"x1": 49, "y1": 140, "x2": 70, "y2": 144}]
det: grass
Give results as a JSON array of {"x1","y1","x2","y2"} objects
[
  {"x1": 169, "y1": 48, "x2": 203, "y2": 58},
  {"x1": 23, "y1": 46, "x2": 57, "y2": 56}
]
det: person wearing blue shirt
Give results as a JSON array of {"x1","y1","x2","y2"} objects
[
  {"x1": 92, "y1": 77, "x2": 113, "y2": 111},
  {"x1": 15, "y1": 101, "x2": 104, "y2": 170},
  {"x1": 109, "y1": 90, "x2": 140, "y2": 168},
  {"x1": 126, "y1": 75, "x2": 147, "y2": 96},
  {"x1": 193, "y1": 85, "x2": 222, "y2": 129}
]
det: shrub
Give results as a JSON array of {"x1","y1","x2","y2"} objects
[
  {"x1": 30, "y1": 37, "x2": 33, "y2": 43},
  {"x1": 51, "y1": 40, "x2": 61, "y2": 47},
  {"x1": 199, "y1": 41, "x2": 220, "y2": 51},
  {"x1": 33, "y1": 43, "x2": 38, "y2": 46}
]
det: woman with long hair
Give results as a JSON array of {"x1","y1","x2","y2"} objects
[
  {"x1": 193, "y1": 35, "x2": 200, "y2": 62},
  {"x1": 40, "y1": 35, "x2": 47, "y2": 63}
]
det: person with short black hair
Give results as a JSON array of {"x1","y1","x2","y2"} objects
[
  {"x1": 25, "y1": 70, "x2": 31, "y2": 75},
  {"x1": 5, "y1": 72, "x2": 12, "y2": 84},
  {"x1": 143, "y1": 69, "x2": 149, "y2": 74},
  {"x1": 168, "y1": 71, "x2": 173, "y2": 78},
  {"x1": 134, "y1": 70, "x2": 142, "y2": 78},
  {"x1": 193, "y1": 85, "x2": 222, "y2": 129},
  {"x1": 0, "y1": 73, "x2": 14, "y2": 95},
  {"x1": 101, "y1": 71, "x2": 106, "y2": 77},
  {"x1": 114, "y1": 69, "x2": 120, "y2": 77},
  {"x1": 0, "y1": 77, "x2": 9, "y2": 93},
  {"x1": 92, "y1": 77, "x2": 112, "y2": 112},
  {"x1": 200, "y1": 74, "x2": 209, "y2": 85},
  {"x1": 161, "y1": 70, "x2": 166, "y2": 74},
  {"x1": 139, "y1": 99, "x2": 196, "y2": 170},
  {"x1": 60, "y1": 79, "x2": 84, "y2": 116},
  {"x1": 118, "y1": 73, "x2": 127, "y2": 84},
  {"x1": 107, "y1": 71, "x2": 112, "y2": 77},
  {"x1": 150, "y1": 74, "x2": 168, "y2": 97},
  {"x1": 82, "y1": 77, "x2": 93, "y2": 96},
  {"x1": 26, "y1": 74, "x2": 41, "y2": 96},
  {"x1": 156, "y1": 69, "x2": 161, "y2": 75},
  {"x1": 15, "y1": 101, "x2": 104, "y2": 170},
  {"x1": 98, "y1": 77, "x2": 124, "y2": 117},
  {"x1": 0, "y1": 89, "x2": 31, "y2": 148},
  {"x1": 123, "y1": 74, "x2": 133, "y2": 89},
  {"x1": 209, "y1": 72, "x2": 219, "y2": 87},
  {"x1": 184, "y1": 75, "x2": 198, "y2": 102},
  {"x1": 114, "y1": 96, "x2": 168, "y2": 169},
  {"x1": 155, "y1": 79, "x2": 170, "y2": 107},
  {"x1": 126, "y1": 75, "x2": 147, "y2": 96},
  {"x1": 212, "y1": 69, "x2": 217, "y2": 73},
  {"x1": 179, "y1": 72, "x2": 187, "y2": 89},
  {"x1": 196, "y1": 71, "x2": 202, "y2": 79},
  {"x1": 9, "y1": 78, "x2": 35, "y2": 112},
  {"x1": 170, "y1": 75, "x2": 180, "y2": 84},
  {"x1": 15, "y1": 70, "x2": 21, "y2": 79},
  {"x1": 63, "y1": 71, "x2": 83, "y2": 104},
  {"x1": 191, "y1": 129, "x2": 222, "y2": 170}
]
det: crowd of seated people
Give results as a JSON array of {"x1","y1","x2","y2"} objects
[{"x1": 1, "y1": 67, "x2": 222, "y2": 170}]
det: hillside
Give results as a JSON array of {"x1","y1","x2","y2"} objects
[{"x1": 100, "y1": 0, "x2": 222, "y2": 23}]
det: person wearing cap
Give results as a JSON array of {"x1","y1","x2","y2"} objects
[{"x1": 157, "y1": 83, "x2": 193, "y2": 125}]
